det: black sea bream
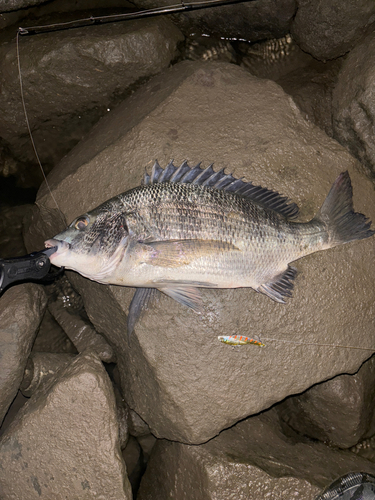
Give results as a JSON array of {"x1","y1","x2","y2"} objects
[{"x1": 45, "y1": 161, "x2": 374, "y2": 336}]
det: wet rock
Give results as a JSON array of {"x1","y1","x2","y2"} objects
[
  {"x1": 0, "y1": 0, "x2": 48, "y2": 12},
  {"x1": 19, "y1": 352, "x2": 76, "y2": 397},
  {"x1": 49, "y1": 298, "x2": 115, "y2": 362},
  {"x1": 32, "y1": 309, "x2": 77, "y2": 354},
  {"x1": 25, "y1": 61, "x2": 375, "y2": 444},
  {"x1": 0, "y1": 351, "x2": 132, "y2": 500},
  {"x1": 277, "y1": 355, "x2": 375, "y2": 449},
  {"x1": 276, "y1": 58, "x2": 342, "y2": 137},
  {"x1": 332, "y1": 31, "x2": 375, "y2": 178},
  {"x1": 138, "y1": 409, "x2": 375, "y2": 499},
  {"x1": 122, "y1": 436, "x2": 144, "y2": 494},
  {"x1": 137, "y1": 434, "x2": 157, "y2": 462},
  {"x1": 239, "y1": 34, "x2": 342, "y2": 137},
  {"x1": 0, "y1": 16, "x2": 183, "y2": 169},
  {"x1": 291, "y1": 0, "x2": 375, "y2": 61},
  {"x1": 0, "y1": 391, "x2": 28, "y2": 438},
  {"x1": 133, "y1": 0, "x2": 296, "y2": 41},
  {"x1": 0, "y1": 284, "x2": 47, "y2": 426}
]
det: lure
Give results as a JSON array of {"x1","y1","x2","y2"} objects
[{"x1": 218, "y1": 335, "x2": 265, "y2": 347}]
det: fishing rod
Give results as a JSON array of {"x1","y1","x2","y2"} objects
[{"x1": 18, "y1": 0, "x2": 257, "y2": 36}]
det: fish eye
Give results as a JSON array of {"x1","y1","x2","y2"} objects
[{"x1": 74, "y1": 216, "x2": 89, "y2": 231}]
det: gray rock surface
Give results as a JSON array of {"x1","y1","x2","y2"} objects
[
  {"x1": 277, "y1": 355, "x2": 375, "y2": 448},
  {"x1": 0, "y1": 16, "x2": 183, "y2": 168},
  {"x1": 0, "y1": 284, "x2": 47, "y2": 426},
  {"x1": 0, "y1": 0, "x2": 48, "y2": 12},
  {"x1": 132, "y1": 0, "x2": 296, "y2": 41},
  {"x1": 291, "y1": 0, "x2": 375, "y2": 61},
  {"x1": 32, "y1": 308, "x2": 77, "y2": 353},
  {"x1": 277, "y1": 58, "x2": 342, "y2": 137},
  {"x1": 138, "y1": 409, "x2": 375, "y2": 499},
  {"x1": 0, "y1": 351, "x2": 132, "y2": 500},
  {"x1": 240, "y1": 34, "x2": 342, "y2": 137},
  {"x1": 24, "y1": 61, "x2": 375, "y2": 444},
  {"x1": 332, "y1": 30, "x2": 375, "y2": 177},
  {"x1": 19, "y1": 352, "x2": 76, "y2": 397}
]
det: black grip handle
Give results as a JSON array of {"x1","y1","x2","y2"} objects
[{"x1": 0, "y1": 247, "x2": 57, "y2": 293}]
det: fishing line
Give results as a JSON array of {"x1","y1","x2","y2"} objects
[
  {"x1": 261, "y1": 337, "x2": 375, "y2": 352},
  {"x1": 16, "y1": 31, "x2": 63, "y2": 218},
  {"x1": 17, "y1": 0, "x2": 257, "y2": 36}
]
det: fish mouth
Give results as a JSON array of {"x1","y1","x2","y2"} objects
[{"x1": 44, "y1": 239, "x2": 70, "y2": 263}]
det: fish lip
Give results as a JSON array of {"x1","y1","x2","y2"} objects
[{"x1": 44, "y1": 238, "x2": 71, "y2": 256}]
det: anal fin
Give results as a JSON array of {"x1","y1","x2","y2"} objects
[{"x1": 258, "y1": 266, "x2": 297, "y2": 303}]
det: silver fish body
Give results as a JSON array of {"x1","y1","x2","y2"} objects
[{"x1": 45, "y1": 161, "x2": 374, "y2": 335}]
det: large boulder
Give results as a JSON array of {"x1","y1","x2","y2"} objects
[
  {"x1": 277, "y1": 355, "x2": 375, "y2": 448},
  {"x1": 137, "y1": 409, "x2": 375, "y2": 499},
  {"x1": 0, "y1": 284, "x2": 47, "y2": 426},
  {"x1": 333, "y1": 30, "x2": 375, "y2": 177},
  {"x1": 25, "y1": 61, "x2": 375, "y2": 444},
  {"x1": 0, "y1": 16, "x2": 183, "y2": 169},
  {"x1": 0, "y1": 351, "x2": 132, "y2": 500},
  {"x1": 291, "y1": 0, "x2": 375, "y2": 61}
]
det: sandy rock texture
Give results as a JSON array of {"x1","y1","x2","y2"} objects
[
  {"x1": 277, "y1": 355, "x2": 375, "y2": 449},
  {"x1": 24, "y1": 61, "x2": 375, "y2": 444},
  {"x1": 0, "y1": 284, "x2": 47, "y2": 426},
  {"x1": 333, "y1": 30, "x2": 375, "y2": 177},
  {"x1": 291, "y1": 0, "x2": 375, "y2": 61},
  {"x1": 0, "y1": 16, "x2": 183, "y2": 170},
  {"x1": 137, "y1": 409, "x2": 375, "y2": 499},
  {"x1": 0, "y1": 351, "x2": 132, "y2": 500}
]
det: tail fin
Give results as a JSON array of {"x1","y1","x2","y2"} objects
[{"x1": 314, "y1": 171, "x2": 374, "y2": 247}]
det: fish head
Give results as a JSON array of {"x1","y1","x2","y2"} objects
[{"x1": 44, "y1": 206, "x2": 129, "y2": 282}]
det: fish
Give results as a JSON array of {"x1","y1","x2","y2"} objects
[
  {"x1": 218, "y1": 335, "x2": 265, "y2": 347},
  {"x1": 44, "y1": 160, "x2": 374, "y2": 339}
]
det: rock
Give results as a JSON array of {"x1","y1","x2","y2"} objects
[
  {"x1": 277, "y1": 355, "x2": 375, "y2": 448},
  {"x1": 332, "y1": 31, "x2": 375, "y2": 177},
  {"x1": 276, "y1": 58, "x2": 342, "y2": 137},
  {"x1": 0, "y1": 0, "x2": 48, "y2": 12},
  {"x1": 24, "y1": 61, "x2": 375, "y2": 444},
  {"x1": 0, "y1": 351, "x2": 132, "y2": 500},
  {"x1": 122, "y1": 436, "x2": 144, "y2": 494},
  {"x1": 48, "y1": 299, "x2": 115, "y2": 362},
  {"x1": 0, "y1": 16, "x2": 183, "y2": 168},
  {"x1": 291, "y1": 0, "x2": 375, "y2": 61},
  {"x1": 137, "y1": 409, "x2": 375, "y2": 499},
  {"x1": 31, "y1": 309, "x2": 77, "y2": 354},
  {"x1": 0, "y1": 284, "x2": 47, "y2": 426},
  {"x1": 132, "y1": 0, "x2": 296, "y2": 41},
  {"x1": 239, "y1": 34, "x2": 342, "y2": 137},
  {"x1": 19, "y1": 352, "x2": 76, "y2": 397},
  {"x1": 0, "y1": 391, "x2": 28, "y2": 438}
]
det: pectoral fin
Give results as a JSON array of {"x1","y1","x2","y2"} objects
[{"x1": 143, "y1": 239, "x2": 240, "y2": 268}]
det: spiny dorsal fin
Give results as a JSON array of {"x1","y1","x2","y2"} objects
[{"x1": 144, "y1": 160, "x2": 299, "y2": 220}]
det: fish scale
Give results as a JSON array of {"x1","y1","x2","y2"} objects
[{"x1": 44, "y1": 161, "x2": 374, "y2": 338}]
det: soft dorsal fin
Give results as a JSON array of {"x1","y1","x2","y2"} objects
[{"x1": 144, "y1": 160, "x2": 299, "y2": 220}]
